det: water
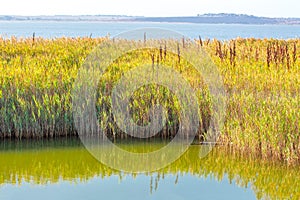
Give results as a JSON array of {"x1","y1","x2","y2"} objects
[
  {"x1": 1, "y1": 175, "x2": 254, "y2": 200},
  {"x1": 0, "y1": 139, "x2": 299, "y2": 200},
  {"x1": 1, "y1": 21, "x2": 300, "y2": 39}
]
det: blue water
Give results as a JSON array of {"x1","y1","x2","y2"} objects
[
  {"x1": 1, "y1": 21, "x2": 300, "y2": 39},
  {"x1": 0, "y1": 174, "x2": 255, "y2": 200}
]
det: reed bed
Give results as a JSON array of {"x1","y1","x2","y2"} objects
[
  {"x1": 0, "y1": 36, "x2": 299, "y2": 164},
  {"x1": 204, "y1": 38, "x2": 300, "y2": 164}
]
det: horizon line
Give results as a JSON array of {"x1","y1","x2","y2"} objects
[{"x1": 1, "y1": 13, "x2": 300, "y2": 19}]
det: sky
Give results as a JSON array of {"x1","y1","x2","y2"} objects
[{"x1": 0, "y1": 0, "x2": 299, "y2": 18}]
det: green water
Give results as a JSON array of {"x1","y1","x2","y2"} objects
[{"x1": 0, "y1": 138, "x2": 299, "y2": 200}]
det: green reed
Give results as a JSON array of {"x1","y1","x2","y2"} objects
[{"x1": 0, "y1": 37, "x2": 299, "y2": 164}]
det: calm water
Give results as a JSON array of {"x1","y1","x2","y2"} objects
[
  {"x1": 0, "y1": 139, "x2": 299, "y2": 200},
  {"x1": 1, "y1": 21, "x2": 300, "y2": 39}
]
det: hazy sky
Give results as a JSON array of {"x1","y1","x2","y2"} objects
[{"x1": 1, "y1": 0, "x2": 299, "y2": 18}]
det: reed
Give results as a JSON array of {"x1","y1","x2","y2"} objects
[{"x1": 0, "y1": 37, "x2": 299, "y2": 164}]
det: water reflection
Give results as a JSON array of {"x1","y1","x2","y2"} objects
[{"x1": 0, "y1": 138, "x2": 299, "y2": 199}]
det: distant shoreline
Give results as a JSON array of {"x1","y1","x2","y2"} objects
[
  {"x1": 1, "y1": 20, "x2": 300, "y2": 26},
  {"x1": 1, "y1": 13, "x2": 300, "y2": 25}
]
